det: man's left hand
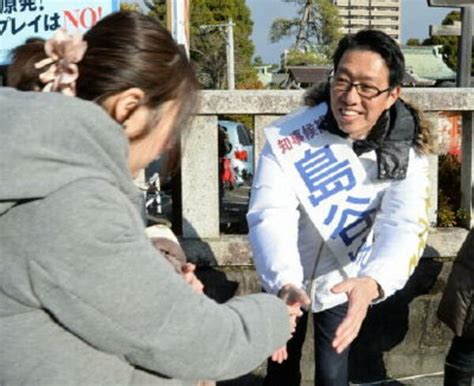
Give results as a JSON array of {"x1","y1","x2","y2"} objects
[{"x1": 330, "y1": 277, "x2": 380, "y2": 354}]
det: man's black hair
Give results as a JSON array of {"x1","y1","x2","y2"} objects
[{"x1": 333, "y1": 29, "x2": 405, "y2": 88}]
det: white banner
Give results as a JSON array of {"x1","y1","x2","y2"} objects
[
  {"x1": 169, "y1": 0, "x2": 190, "y2": 56},
  {"x1": 265, "y1": 105, "x2": 377, "y2": 271},
  {"x1": 0, "y1": 0, "x2": 119, "y2": 65}
]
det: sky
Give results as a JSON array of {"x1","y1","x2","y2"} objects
[
  {"x1": 245, "y1": 0, "x2": 456, "y2": 64},
  {"x1": 128, "y1": 0, "x2": 457, "y2": 65}
]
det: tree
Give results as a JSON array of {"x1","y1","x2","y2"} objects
[
  {"x1": 270, "y1": 0, "x2": 342, "y2": 61},
  {"x1": 145, "y1": 0, "x2": 258, "y2": 89},
  {"x1": 144, "y1": 0, "x2": 166, "y2": 25},
  {"x1": 285, "y1": 48, "x2": 329, "y2": 66},
  {"x1": 406, "y1": 38, "x2": 421, "y2": 46},
  {"x1": 423, "y1": 10, "x2": 473, "y2": 75},
  {"x1": 120, "y1": 3, "x2": 140, "y2": 12},
  {"x1": 253, "y1": 56, "x2": 264, "y2": 66},
  {"x1": 192, "y1": 0, "x2": 257, "y2": 89}
]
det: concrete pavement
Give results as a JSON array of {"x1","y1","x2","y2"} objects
[{"x1": 218, "y1": 373, "x2": 445, "y2": 385}]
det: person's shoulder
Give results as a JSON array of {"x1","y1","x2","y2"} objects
[
  {"x1": 1, "y1": 87, "x2": 106, "y2": 122},
  {"x1": 265, "y1": 103, "x2": 328, "y2": 133},
  {"x1": 408, "y1": 147, "x2": 430, "y2": 166},
  {"x1": 1, "y1": 86, "x2": 72, "y2": 105}
]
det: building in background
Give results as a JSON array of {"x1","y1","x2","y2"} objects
[
  {"x1": 332, "y1": 0, "x2": 401, "y2": 42},
  {"x1": 402, "y1": 45, "x2": 456, "y2": 85},
  {"x1": 254, "y1": 65, "x2": 274, "y2": 87},
  {"x1": 271, "y1": 45, "x2": 456, "y2": 89}
]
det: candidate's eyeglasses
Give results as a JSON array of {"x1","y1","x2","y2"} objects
[{"x1": 329, "y1": 76, "x2": 392, "y2": 99}]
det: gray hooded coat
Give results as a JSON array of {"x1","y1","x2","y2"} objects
[{"x1": 0, "y1": 88, "x2": 289, "y2": 386}]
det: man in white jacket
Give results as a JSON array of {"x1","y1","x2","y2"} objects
[{"x1": 248, "y1": 30, "x2": 433, "y2": 386}]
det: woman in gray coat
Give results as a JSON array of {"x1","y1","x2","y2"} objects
[{"x1": 0, "y1": 11, "x2": 299, "y2": 386}]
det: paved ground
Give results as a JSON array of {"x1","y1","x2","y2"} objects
[
  {"x1": 351, "y1": 373, "x2": 444, "y2": 385},
  {"x1": 218, "y1": 373, "x2": 444, "y2": 386},
  {"x1": 220, "y1": 185, "x2": 251, "y2": 234}
]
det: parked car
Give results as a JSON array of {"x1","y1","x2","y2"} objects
[{"x1": 218, "y1": 120, "x2": 254, "y2": 186}]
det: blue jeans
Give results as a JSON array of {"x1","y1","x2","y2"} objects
[{"x1": 264, "y1": 303, "x2": 350, "y2": 386}]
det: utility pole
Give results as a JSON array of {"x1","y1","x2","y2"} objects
[
  {"x1": 226, "y1": 18, "x2": 235, "y2": 90},
  {"x1": 199, "y1": 19, "x2": 235, "y2": 90}
]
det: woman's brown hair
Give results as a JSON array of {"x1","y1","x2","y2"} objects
[
  {"x1": 77, "y1": 11, "x2": 199, "y2": 133},
  {"x1": 8, "y1": 12, "x2": 199, "y2": 137},
  {"x1": 7, "y1": 38, "x2": 47, "y2": 91},
  {"x1": 7, "y1": 12, "x2": 198, "y2": 178}
]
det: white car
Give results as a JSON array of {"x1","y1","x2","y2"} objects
[{"x1": 218, "y1": 120, "x2": 254, "y2": 186}]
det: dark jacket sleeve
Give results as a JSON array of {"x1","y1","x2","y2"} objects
[
  {"x1": 437, "y1": 230, "x2": 474, "y2": 339},
  {"x1": 25, "y1": 178, "x2": 290, "y2": 381}
]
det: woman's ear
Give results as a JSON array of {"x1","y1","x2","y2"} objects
[{"x1": 103, "y1": 88, "x2": 146, "y2": 124}]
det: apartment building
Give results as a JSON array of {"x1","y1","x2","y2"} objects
[{"x1": 332, "y1": 0, "x2": 401, "y2": 42}]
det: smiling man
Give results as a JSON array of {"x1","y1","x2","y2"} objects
[{"x1": 247, "y1": 30, "x2": 434, "y2": 386}]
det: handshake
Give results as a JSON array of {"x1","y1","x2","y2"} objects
[{"x1": 272, "y1": 283, "x2": 311, "y2": 364}]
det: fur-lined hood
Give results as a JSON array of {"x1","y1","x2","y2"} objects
[
  {"x1": 303, "y1": 82, "x2": 434, "y2": 180},
  {"x1": 304, "y1": 82, "x2": 434, "y2": 155}
]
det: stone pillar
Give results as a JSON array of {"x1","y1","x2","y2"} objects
[
  {"x1": 428, "y1": 154, "x2": 439, "y2": 227},
  {"x1": 425, "y1": 112, "x2": 440, "y2": 226},
  {"x1": 181, "y1": 115, "x2": 220, "y2": 238},
  {"x1": 460, "y1": 111, "x2": 473, "y2": 228}
]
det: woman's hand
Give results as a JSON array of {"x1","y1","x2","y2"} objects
[
  {"x1": 287, "y1": 303, "x2": 302, "y2": 333},
  {"x1": 278, "y1": 283, "x2": 311, "y2": 309},
  {"x1": 270, "y1": 301, "x2": 303, "y2": 363},
  {"x1": 271, "y1": 346, "x2": 288, "y2": 364},
  {"x1": 181, "y1": 263, "x2": 204, "y2": 294}
]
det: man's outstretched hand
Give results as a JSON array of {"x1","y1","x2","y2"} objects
[{"x1": 330, "y1": 277, "x2": 381, "y2": 354}]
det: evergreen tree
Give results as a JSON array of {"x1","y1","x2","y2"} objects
[
  {"x1": 145, "y1": 0, "x2": 257, "y2": 89},
  {"x1": 406, "y1": 38, "x2": 421, "y2": 46},
  {"x1": 285, "y1": 49, "x2": 329, "y2": 66},
  {"x1": 144, "y1": 0, "x2": 166, "y2": 26},
  {"x1": 192, "y1": 0, "x2": 257, "y2": 89},
  {"x1": 253, "y1": 56, "x2": 264, "y2": 66},
  {"x1": 120, "y1": 2, "x2": 140, "y2": 12}
]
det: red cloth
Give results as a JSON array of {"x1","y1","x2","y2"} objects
[{"x1": 220, "y1": 157, "x2": 235, "y2": 184}]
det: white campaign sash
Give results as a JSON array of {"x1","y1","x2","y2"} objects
[{"x1": 265, "y1": 104, "x2": 378, "y2": 272}]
